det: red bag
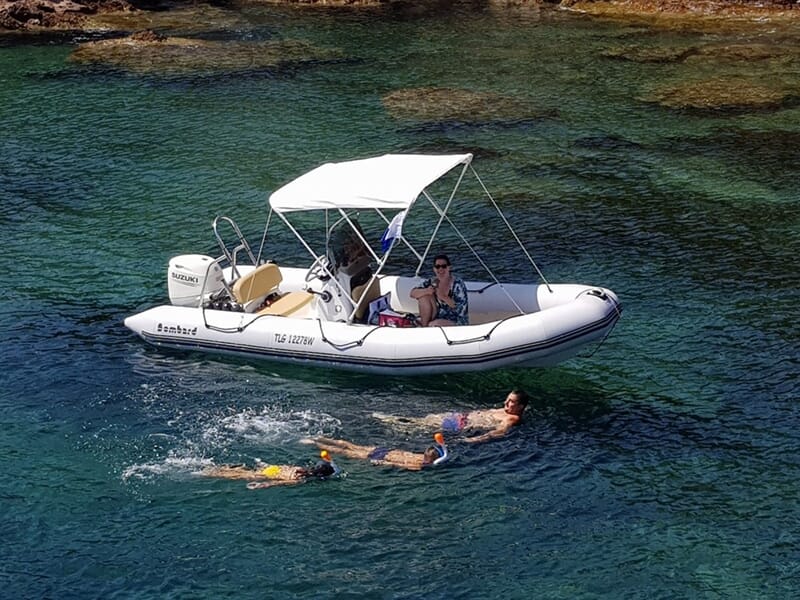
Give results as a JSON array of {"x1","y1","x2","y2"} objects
[{"x1": 378, "y1": 310, "x2": 416, "y2": 328}]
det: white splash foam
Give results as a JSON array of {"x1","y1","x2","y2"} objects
[
  {"x1": 201, "y1": 406, "x2": 341, "y2": 445},
  {"x1": 121, "y1": 453, "x2": 213, "y2": 482}
]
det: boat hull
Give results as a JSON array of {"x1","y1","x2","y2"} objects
[{"x1": 124, "y1": 283, "x2": 621, "y2": 375}]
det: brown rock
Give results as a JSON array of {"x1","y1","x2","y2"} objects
[
  {"x1": 602, "y1": 44, "x2": 697, "y2": 62},
  {"x1": 82, "y1": 4, "x2": 249, "y2": 35},
  {"x1": 0, "y1": 0, "x2": 132, "y2": 30},
  {"x1": 129, "y1": 28, "x2": 165, "y2": 41},
  {"x1": 69, "y1": 33, "x2": 341, "y2": 74},
  {"x1": 382, "y1": 86, "x2": 552, "y2": 123},
  {"x1": 639, "y1": 76, "x2": 791, "y2": 110},
  {"x1": 563, "y1": 0, "x2": 799, "y2": 33}
]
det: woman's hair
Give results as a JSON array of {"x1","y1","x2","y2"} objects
[
  {"x1": 307, "y1": 463, "x2": 335, "y2": 478},
  {"x1": 432, "y1": 253, "x2": 450, "y2": 266},
  {"x1": 422, "y1": 446, "x2": 441, "y2": 465}
]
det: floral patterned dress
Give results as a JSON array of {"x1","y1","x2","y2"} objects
[{"x1": 420, "y1": 275, "x2": 469, "y2": 325}]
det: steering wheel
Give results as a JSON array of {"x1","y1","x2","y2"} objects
[{"x1": 305, "y1": 255, "x2": 332, "y2": 283}]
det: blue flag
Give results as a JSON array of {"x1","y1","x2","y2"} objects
[{"x1": 380, "y1": 210, "x2": 406, "y2": 253}]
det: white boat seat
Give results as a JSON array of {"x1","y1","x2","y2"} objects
[
  {"x1": 258, "y1": 291, "x2": 314, "y2": 317},
  {"x1": 352, "y1": 278, "x2": 382, "y2": 322},
  {"x1": 233, "y1": 263, "x2": 282, "y2": 308}
]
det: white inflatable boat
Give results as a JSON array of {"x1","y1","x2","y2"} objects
[{"x1": 124, "y1": 153, "x2": 622, "y2": 375}]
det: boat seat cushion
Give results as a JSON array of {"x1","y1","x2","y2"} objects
[
  {"x1": 258, "y1": 291, "x2": 314, "y2": 317},
  {"x1": 352, "y1": 278, "x2": 382, "y2": 322},
  {"x1": 233, "y1": 263, "x2": 283, "y2": 305}
]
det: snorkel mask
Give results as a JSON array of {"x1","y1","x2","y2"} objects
[{"x1": 432, "y1": 432, "x2": 449, "y2": 465}]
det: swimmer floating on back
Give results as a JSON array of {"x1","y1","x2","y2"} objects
[
  {"x1": 301, "y1": 433, "x2": 449, "y2": 471},
  {"x1": 201, "y1": 450, "x2": 339, "y2": 489},
  {"x1": 372, "y1": 389, "x2": 529, "y2": 444}
]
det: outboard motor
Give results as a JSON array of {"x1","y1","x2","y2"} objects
[{"x1": 167, "y1": 254, "x2": 224, "y2": 307}]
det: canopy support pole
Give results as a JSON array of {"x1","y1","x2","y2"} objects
[{"x1": 470, "y1": 165, "x2": 552, "y2": 293}]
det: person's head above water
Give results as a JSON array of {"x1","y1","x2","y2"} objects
[
  {"x1": 423, "y1": 432, "x2": 449, "y2": 466},
  {"x1": 422, "y1": 446, "x2": 441, "y2": 465},
  {"x1": 504, "y1": 389, "x2": 529, "y2": 416},
  {"x1": 297, "y1": 462, "x2": 335, "y2": 479},
  {"x1": 313, "y1": 462, "x2": 336, "y2": 477}
]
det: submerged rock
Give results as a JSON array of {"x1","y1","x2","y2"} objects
[
  {"x1": 688, "y1": 41, "x2": 800, "y2": 63},
  {"x1": 564, "y1": 0, "x2": 800, "y2": 33},
  {"x1": 565, "y1": 0, "x2": 800, "y2": 18},
  {"x1": 605, "y1": 41, "x2": 800, "y2": 64},
  {"x1": 382, "y1": 86, "x2": 552, "y2": 124},
  {"x1": 602, "y1": 45, "x2": 697, "y2": 63},
  {"x1": 69, "y1": 32, "x2": 341, "y2": 74},
  {"x1": 82, "y1": 4, "x2": 250, "y2": 35},
  {"x1": 638, "y1": 76, "x2": 793, "y2": 110}
]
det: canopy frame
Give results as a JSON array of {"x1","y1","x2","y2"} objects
[{"x1": 263, "y1": 154, "x2": 551, "y2": 324}]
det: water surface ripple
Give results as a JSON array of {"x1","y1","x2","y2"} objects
[{"x1": 2, "y1": 5, "x2": 799, "y2": 598}]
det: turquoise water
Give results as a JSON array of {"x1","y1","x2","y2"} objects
[{"x1": 2, "y1": 4, "x2": 800, "y2": 598}]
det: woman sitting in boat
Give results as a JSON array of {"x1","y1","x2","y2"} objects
[{"x1": 409, "y1": 254, "x2": 469, "y2": 327}]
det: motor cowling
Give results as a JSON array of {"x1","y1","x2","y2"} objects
[{"x1": 167, "y1": 254, "x2": 224, "y2": 307}]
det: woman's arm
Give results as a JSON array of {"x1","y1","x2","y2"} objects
[{"x1": 410, "y1": 278, "x2": 434, "y2": 300}]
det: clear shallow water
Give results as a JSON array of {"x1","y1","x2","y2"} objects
[{"x1": 2, "y1": 5, "x2": 799, "y2": 598}]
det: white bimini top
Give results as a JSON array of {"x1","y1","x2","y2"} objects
[{"x1": 268, "y1": 153, "x2": 473, "y2": 213}]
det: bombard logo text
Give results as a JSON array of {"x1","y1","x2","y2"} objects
[{"x1": 157, "y1": 323, "x2": 197, "y2": 336}]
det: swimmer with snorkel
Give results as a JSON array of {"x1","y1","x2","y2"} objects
[
  {"x1": 302, "y1": 433, "x2": 449, "y2": 471},
  {"x1": 201, "y1": 450, "x2": 340, "y2": 489}
]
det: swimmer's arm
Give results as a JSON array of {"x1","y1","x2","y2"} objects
[
  {"x1": 378, "y1": 458, "x2": 423, "y2": 471},
  {"x1": 247, "y1": 479, "x2": 303, "y2": 490},
  {"x1": 397, "y1": 461, "x2": 424, "y2": 471},
  {"x1": 465, "y1": 414, "x2": 523, "y2": 443},
  {"x1": 463, "y1": 424, "x2": 512, "y2": 444}
]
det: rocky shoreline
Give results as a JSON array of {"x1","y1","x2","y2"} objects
[
  {"x1": 0, "y1": 0, "x2": 129, "y2": 31},
  {"x1": 0, "y1": 0, "x2": 797, "y2": 32}
]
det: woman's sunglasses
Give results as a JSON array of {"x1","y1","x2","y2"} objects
[{"x1": 434, "y1": 263, "x2": 449, "y2": 270}]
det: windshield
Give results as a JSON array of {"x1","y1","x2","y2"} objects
[{"x1": 327, "y1": 215, "x2": 370, "y2": 274}]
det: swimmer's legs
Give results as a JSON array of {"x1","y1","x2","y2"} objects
[
  {"x1": 372, "y1": 413, "x2": 448, "y2": 432},
  {"x1": 202, "y1": 465, "x2": 260, "y2": 480},
  {"x1": 313, "y1": 437, "x2": 374, "y2": 459},
  {"x1": 372, "y1": 413, "x2": 421, "y2": 427}
]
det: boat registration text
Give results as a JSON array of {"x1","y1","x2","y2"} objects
[{"x1": 274, "y1": 333, "x2": 315, "y2": 346}]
